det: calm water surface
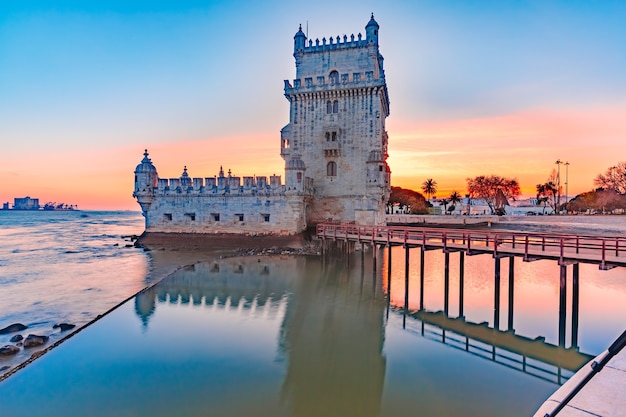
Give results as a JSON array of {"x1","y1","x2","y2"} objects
[
  {"x1": 2, "y1": 248, "x2": 625, "y2": 416},
  {"x1": 0, "y1": 210, "x2": 148, "y2": 375},
  {"x1": 1, "y1": 213, "x2": 625, "y2": 416}
]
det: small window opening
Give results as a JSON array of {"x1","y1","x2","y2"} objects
[
  {"x1": 164, "y1": 213, "x2": 172, "y2": 221},
  {"x1": 212, "y1": 213, "x2": 220, "y2": 221},
  {"x1": 236, "y1": 213, "x2": 244, "y2": 222},
  {"x1": 331, "y1": 131, "x2": 337, "y2": 141},
  {"x1": 327, "y1": 161, "x2": 337, "y2": 177},
  {"x1": 326, "y1": 101, "x2": 332, "y2": 114},
  {"x1": 333, "y1": 100, "x2": 338, "y2": 113},
  {"x1": 297, "y1": 172, "x2": 302, "y2": 183},
  {"x1": 329, "y1": 70, "x2": 339, "y2": 85},
  {"x1": 263, "y1": 214, "x2": 270, "y2": 222}
]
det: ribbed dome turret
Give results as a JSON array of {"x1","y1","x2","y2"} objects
[
  {"x1": 366, "y1": 13, "x2": 379, "y2": 29},
  {"x1": 286, "y1": 157, "x2": 306, "y2": 170},
  {"x1": 135, "y1": 149, "x2": 157, "y2": 174},
  {"x1": 365, "y1": 13, "x2": 379, "y2": 45},
  {"x1": 294, "y1": 24, "x2": 306, "y2": 52}
]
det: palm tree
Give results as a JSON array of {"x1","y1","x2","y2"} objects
[
  {"x1": 449, "y1": 190, "x2": 461, "y2": 215},
  {"x1": 421, "y1": 178, "x2": 438, "y2": 202},
  {"x1": 440, "y1": 198, "x2": 449, "y2": 215}
]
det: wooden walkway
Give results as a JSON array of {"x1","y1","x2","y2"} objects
[{"x1": 317, "y1": 223, "x2": 626, "y2": 270}]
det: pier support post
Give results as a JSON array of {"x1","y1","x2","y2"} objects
[
  {"x1": 404, "y1": 245, "x2": 410, "y2": 328},
  {"x1": 494, "y1": 257, "x2": 501, "y2": 330},
  {"x1": 387, "y1": 245, "x2": 392, "y2": 297},
  {"x1": 559, "y1": 264, "x2": 568, "y2": 347},
  {"x1": 572, "y1": 263, "x2": 580, "y2": 348},
  {"x1": 459, "y1": 252, "x2": 465, "y2": 319},
  {"x1": 372, "y1": 243, "x2": 377, "y2": 270},
  {"x1": 404, "y1": 245, "x2": 410, "y2": 306},
  {"x1": 508, "y1": 257, "x2": 515, "y2": 331},
  {"x1": 444, "y1": 251, "x2": 450, "y2": 316},
  {"x1": 420, "y1": 247, "x2": 425, "y2": 311}
]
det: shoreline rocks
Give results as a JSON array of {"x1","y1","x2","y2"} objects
[
  {"x1": 23, "y1": 334, "x2": 49, "y2": 348},
  {"x1": 53, "y1": 323, "x2": 76, "y2": 332},
  {"x1": 0, "y1": 345, "x2": 20, "y2": 356},
  {"x1": 0, "y1": 323, "x2": 27, "y2": 334}
]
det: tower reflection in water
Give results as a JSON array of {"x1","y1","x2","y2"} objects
[{"x1": 134, "y1": 254, "x2": 387, "y2": 417}]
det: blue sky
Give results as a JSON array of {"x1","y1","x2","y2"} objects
[{"x1": 1, "y1": 1, "x2": 625, "y2": 208}]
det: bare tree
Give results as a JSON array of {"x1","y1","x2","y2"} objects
[
  {"x1": 466, "y1": 175, "x2": 521, "y2": 214},
  {"x1": 594, "y1": 161, "x2": 626, "y2": 194}
]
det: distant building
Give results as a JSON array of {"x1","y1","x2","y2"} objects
[
  {"x1": 13, "y1": 196, "x2": 40, "y2": 210},
  {"x1": 134, "y1": 15, "x2": 391, "y2": 234}
]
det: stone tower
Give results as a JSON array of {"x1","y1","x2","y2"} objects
[{"x1": 281, "y1": 14, "x2": 391, "y2": 225}]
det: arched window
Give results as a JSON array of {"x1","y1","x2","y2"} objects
[
  {"x1": 333, "y1": 100, "x2": 338, "y2": 113},
  {"x1": 329, "y1": 70, "x2": 339, "y2": 85},
  {"x1": 297, "y1": 172, "x2": 302, "y2": 183},
  {"x1": 326, "y1": 101, "x2": 332, "y2": 114},
  {"x1": 327, "y1": 161, "x2": 337, "y2": 177}
]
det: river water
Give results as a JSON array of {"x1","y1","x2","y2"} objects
[
  {"x1": 0, "y1": 210, "x2": 149, "y2": 376},
  {"x1": 1, "y1": 211, "x2": 625, "y2": 416}
]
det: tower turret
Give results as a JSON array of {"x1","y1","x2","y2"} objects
[
  {"x1": 133, "y1": 149, "x2": 158, "y2": 214},
  {"x1": 285, "y1": 155, "x2": 306, "y2": 193},
  {"x1": 294, "y1": 24, "x2": 306, "y2": 54},
  {"x1": 365, "y1": 13, "x2": 379, "y2": 45},
  {"x1": 180, "y1": 166, "x2": 191, "y2": 188}
]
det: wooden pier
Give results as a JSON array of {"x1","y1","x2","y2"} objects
[
  {"x1": 317, "y1": 223, "x2": 626, "y2": 270},
  {"x1": 318, "y1": 223, "x2": 626, "y2": 350}
]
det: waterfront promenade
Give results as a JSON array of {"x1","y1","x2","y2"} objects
[{"x1": 534, "y1": 330, "x2": 626, "y2": 417}]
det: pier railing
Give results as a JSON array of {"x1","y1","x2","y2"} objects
[{"x1": 317, "y1": 223, "x2": 626, "y2": 269}]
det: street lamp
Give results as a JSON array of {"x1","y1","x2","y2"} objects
[
  {"x1": 565, "y1": 161, "x2": 570, "y2": 212},
  {"x1": 555, "y1": 160, "x2": 563, "y2": 213}
]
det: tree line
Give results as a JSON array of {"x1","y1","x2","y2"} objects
[{"x1": 388, "y1": 161, "x2": 626, "y2": 215}]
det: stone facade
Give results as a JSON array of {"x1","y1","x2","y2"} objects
[
  {"x1": 282, "y1": 14, "x2": 391, "y2": 224},
  {"x1": 133, "y1": 15, "x2": 391, "y2": 234}
]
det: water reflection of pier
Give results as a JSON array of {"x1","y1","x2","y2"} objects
[
  {"x1": 319, "y1": 224, "x2": 626, "y2": 349},
  {"x1": 397, "y1": 309, "x2": 592, "y2": 384}
]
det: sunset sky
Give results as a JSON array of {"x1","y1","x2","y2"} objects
[{"x1": 1, "y1": 1, "x2": 625, "y2": 210}]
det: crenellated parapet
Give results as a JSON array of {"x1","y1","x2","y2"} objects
[
  {"x1": 284, "y1": 73, "x2": 385, "y2": 93},
  {"x1": 155, "y1": 172, "x2": 288, "y2": 197},
  {"x1": 303, "y1": 33, "x2": 368, "y2": 53}
]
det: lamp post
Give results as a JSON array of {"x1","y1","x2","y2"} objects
[
  {"x1": 555, "y1": 160, "x2": 563, "y2": 214},
  {"x1": 565, "y1": 161, "x2": 569, "y2": 213}
]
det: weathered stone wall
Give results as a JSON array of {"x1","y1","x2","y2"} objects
[
  {"x1": 143, "y1": 193, "x2": 309, "y2": 235},
  {"x1": 282, "y1": 17, "x2": 390, "y2": 225}
]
